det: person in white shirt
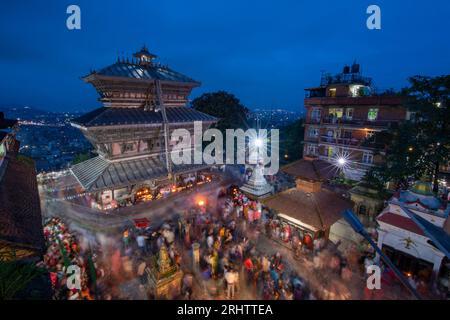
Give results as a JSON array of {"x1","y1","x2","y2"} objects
[
  {"x1": 207, "y1": 234, "x2": 214, "y2": 249},
  {"x1": 225, "y1": 268, "x2": 236, "y2": 299},
  {"x1": 136, "y1": 234, "x2": 148, "y2": 254}
]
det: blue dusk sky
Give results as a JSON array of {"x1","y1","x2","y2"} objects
[{"x1": 0, "y1": 0, "x2": 449, "y2": 112}]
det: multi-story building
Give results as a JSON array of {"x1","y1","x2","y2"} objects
[
  {"x1": 70, "y1": 47, "x2": 217, "y2": 210},
  {"x1": 303, "y1": 64, "x2": 408, "y2": 181}
]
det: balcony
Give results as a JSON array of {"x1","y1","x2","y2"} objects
[
  {"x1": 320, "y1": 135, "x2": 360, "y2": 146},
  {"x1": 304, "y1": 95, "x2": 403, "y2": 106},
  {"x1": 306, "y1": 117, "x2": 321, "y2": 124},
  {"x1": 319, "y1": 135, "x2": 384, "y2": 151},
  {"x1": 321, "y1": 118, "x2": 396, "y2": 130}
]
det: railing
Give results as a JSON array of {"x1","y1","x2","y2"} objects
[
  {"x1": 317, "y1": 155, "x2": 376, "y2": 168},
  {"x1": 304, "y1": 95, "x2": 403, "y2": 105},
  {"x1": 319, "y1": 135, "x2": 360, "y2": 146},
  {"x1": 321, "y1": 118, "x2": 391, "y2": 128},
  {"x1": 319, "y1": 135, "x2": 385, "y2": 150},
  {"x1": 321, "y1": 73, "x2": 372, "y2": 87},
  {"x1": 306, "y1": 117, "x2": 321, "y2": 124}
]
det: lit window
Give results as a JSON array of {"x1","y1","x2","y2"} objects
[
  {"x1": 309, "y1": 128, "x2": 319, "y2": 138},
  {"x1": 362, "y1": 153, "x2": 373, "y2": 164},
  {"x1": 329, "y1": 108, "x2": 343, "y2": 118},
  {"x1": 350, "y1": 85, "x2": 364, "y2": 97},
  {"x1": 328, "y1": 88, "x2": 337, "y2": 97},
  {"x1": 345, "y1": 108, "x2": 354, "y2": 120},
  {"x1": 327, "y1": 146, "x2": 335, "y2": 158},
  {"x1": 367, "y1": 108, "x2": 378, "y2": 121},
  {"x1": 310, "y1": 108, "x2": 321, "y2": 121},
  {"x1": 307, "y1": 145, "x2": 318, "y2": 156}
]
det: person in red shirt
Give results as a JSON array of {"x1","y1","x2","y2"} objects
[{"x1": 244, "y1": 257, "x2": 254, "y2": 271}]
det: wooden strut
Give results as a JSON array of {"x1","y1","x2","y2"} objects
[{"x1": 155, "y1": 80, "x2": 173, "y2": 180}]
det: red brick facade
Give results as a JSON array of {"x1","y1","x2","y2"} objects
[{"x1": 303, "y1": 73, "x2": 408, "y2": 181}]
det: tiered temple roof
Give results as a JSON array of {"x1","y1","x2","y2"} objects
[
  {"x1": 70, "y1": 46, "x2": 218, "y2": 193},
  {"x1": 88, "y1": 61, "x2": 198, "y2": 84},
  {"x1": 71, "y1": 106, "x2": 217, "y2": 128}
]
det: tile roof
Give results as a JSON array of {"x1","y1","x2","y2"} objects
[
  {"x1": 282, "y1": 159, "x2": 337, "y2": 181},
  {"x1": 377, "y1": 212, "x2": 425, "y2": 236},
  {"x1": 71, "y1": 154, "x2": 208, "y2": 191},
  {"x1": 71, "y1": 106, "x2": 217, "y2": 127},
  {"x1": 0, "y1": 158, "x2": 45, "y2": 253},
  {"x1": 262, "y1": 187, "x2": 353, "y2": 231},
  {"x1": 378, "y1": 208, "x2": 450, "y2": 259},
  {"x1": 89, "y1": 62, "x2": 199, "y2": 84}
]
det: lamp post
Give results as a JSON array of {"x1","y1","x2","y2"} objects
[{"x1": 343, "y1": 209, "x2": 422, "y2": 300}]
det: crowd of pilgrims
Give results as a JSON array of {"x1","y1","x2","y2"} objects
[
  {"x1": 38, "y1": 217, "x2": 97, "y2": 300},
  {"x1": 38, "y1": 188, "x2": 358, "y2": 300},
  {"x1": 120, "y1": 188, "x2": 320, "y2": 300}
]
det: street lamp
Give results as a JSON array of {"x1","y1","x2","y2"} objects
[
  {"x1": 337, "y1": 157, "x2": 347, "y2": 166},
  {"x1": 254, "y1": 138, "x2": 263, "y2": 148}
]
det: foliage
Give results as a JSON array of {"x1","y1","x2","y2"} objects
[
  {"x1": 367, "y1": 75, "x2": 450, "y2": 191},
  {"x1": 361, "y1": 167, "x2": 389, "y2": 193},
  {"x1": 0, "y1": 261, "x2": 45, "y2": 300},
  {"x1": 191, "y1": 91, "x2": 249, "y2": 132},
  {"x1": 72, "y1": 152, "x2": 92, "y2": 165},
  {"x1": 279, "y1": 118, "x2": 304, "y2": 163}
]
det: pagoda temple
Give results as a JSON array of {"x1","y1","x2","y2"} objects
[{"x1": 70, "y1": 46, "x2": 217, "y2": 210}]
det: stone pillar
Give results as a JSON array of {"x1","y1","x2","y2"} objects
[{"x1": 192, "y1": 242, "x2": 200, "y2": 271}]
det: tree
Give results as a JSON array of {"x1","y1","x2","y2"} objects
[
  {"x1": 72, "y1": 152, "x2": 92, "y2": 165},
  {"x1": 191, "y1": 91, "x2": 249, "y2": 132},
  {"x1": 403, "y1": 75, "x2": 450, "y2": 192},
  {"x1": 279, "y1": 118, "x2": 304, "y2": 163},
  {"x1": 366, "y1": 75, "x2": 450, "y2": 192}
]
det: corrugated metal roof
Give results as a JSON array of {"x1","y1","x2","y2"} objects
[
  {"x1": 71, "y1": 106, "x2": 217, "y2": 127},
  {"x1": 70, "y1": 154, "x2": 208, "y2": 191},
  {"x1": 91, "y1": 62, "x2": 198, "y2": 84}
]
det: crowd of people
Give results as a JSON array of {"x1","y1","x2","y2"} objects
[
  {"x1": 38, "y1": 217, "x2": 96, "y2": 300},
  {"x1": 173, "y1": 188, "x2": 316, "y2": 300},
  {"x1": 37, "y1": 186, "x2": 369, "y2": 300}
]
